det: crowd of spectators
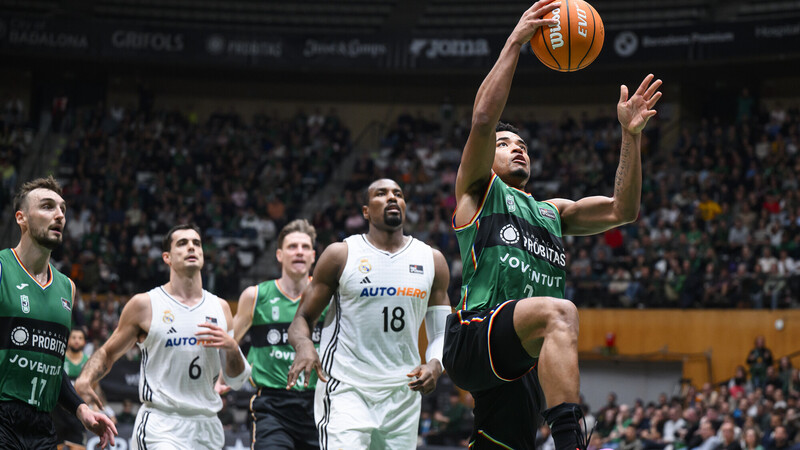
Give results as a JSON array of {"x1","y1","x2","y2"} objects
[
  {"x1": 50, "y1": 102, "x2": 351, "y2": 308},
  {"x1": 557, "y1": 338, "x2": 800, "y2": 450},
  {"x1": 0, "y1": 95, "x2": 30, "y2": 211}
]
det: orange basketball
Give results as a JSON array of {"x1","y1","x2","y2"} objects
[{"x1": 530, "y1": 0, "x2": 604, "y2": 72}]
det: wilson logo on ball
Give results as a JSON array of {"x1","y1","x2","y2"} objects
[{"x1": 531, "y1": 0, "x2": 604, "y2": 72}]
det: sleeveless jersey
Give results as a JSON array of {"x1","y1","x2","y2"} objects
[
  {"x1": 137, "y1": 286, "x2": 226, "y2": 417},
  {"x1": 319, "y1": 235, "x2": 435, "y2": 388},
  {"x1": 63, "y1": 353, "x2": 89, "y2": 379},
  {"x1": 454, "y1": 174, "x2": 566, "y2": 311},
  {"x1": 247, "y1": 279, "x2": 326, "y2": 391},
  {"x1": 0, "y1": 248, "x2": 74, "y2": 411}
]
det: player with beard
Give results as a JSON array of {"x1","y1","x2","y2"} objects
[
  {"x1": 288, "y1": 178, "x2": 452, "y2": 449},
  {"x1": 233, "y1": 219, "x2": 327, "y2": 449},
  {"x1": 0, "y1": 176, "x2": 117, "y2": 449},
  {"x1": 76, "y1": 224, "x2": 251, "y2": 450},
  {"x1": 443, "y1": 2, "x2": 663, "y2": 448}
]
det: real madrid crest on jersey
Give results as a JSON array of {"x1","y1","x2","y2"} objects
[
  {"x1": 162, "y1": 310, "x2": 175, "y2": 323},
  {"x1": 506, "y1": 194, "x2": 517, "y2": 213},
  {"x1": 358, "y1": 258, "x2": 372, "y2": 273}
]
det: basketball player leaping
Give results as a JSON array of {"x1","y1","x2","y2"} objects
[
  {"x1": 76, "y1": 224, "x2": 251, "y2": 450},
  {"x1": 287, "y1": 178, "x2": 451, "y2": 450},
  {"x1": 442, "y1": 1, "x2": 662, "y2": 449}
]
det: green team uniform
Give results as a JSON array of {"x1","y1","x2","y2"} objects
[
  {"x1": 0, "y1": 248, "x2": 74, "y2": 412},
  {"x1": 444, "y1": 174, "x2": 567, "y2": 450},
  {"x1": 63, "y1": 354, "x2": 88, "y2": 380},
  {"x1": 455, "y1": 173, "x2": 566, "y2": 311},
  {"x1": 248, "y1": 279, "x2": 326, "y2": 391}
]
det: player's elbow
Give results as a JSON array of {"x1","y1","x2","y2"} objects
[
  {"x1": 617, "y1": 207, "x2": 640, "y2": 225},
  {"x1": 471, "y1": 111, "x2": 494, "y2": 131}
]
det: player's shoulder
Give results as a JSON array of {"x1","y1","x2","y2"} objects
[
  {"x1": 319, "y1": 241, "x2": 348, "y2": 262},
  {"x1": 126, "y1": 292, "x2": 152, "y2": 309}
]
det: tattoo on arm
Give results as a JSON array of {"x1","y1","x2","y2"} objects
[
  {"x1": 614, "y1": 139, "x2": 632, "y2": 198},
  {"x1": 82, "y1": 351, "x2": 110, "y2": 384}
]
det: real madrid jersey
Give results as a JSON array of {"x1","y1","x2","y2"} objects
[
  {"x1": 318, "y1": 234, "x2": 435, "y2": 388},
  {"x1": 247, "y1": 279, "x2": 326, "y2": 391},
  {"x1": 137, "y1": 286, "x2": 226, "y2": 416},
  {"x1": 453, "y1": 174, "x2": 566, "y2": 312}
]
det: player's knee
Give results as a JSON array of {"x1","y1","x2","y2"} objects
[{"x1": 547, "y1": 298, "x2": 579, "y2": 335}]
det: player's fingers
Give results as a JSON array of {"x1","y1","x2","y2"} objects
[
  {"x1": 635, "y1": 74, "x2": 654, "y2": 96},
  {"x1": 532, "y1": 2, "x2": 560, "y2": 22},
  {"x1": 315, "y1": 363, "x2": 328, "y2": 383},
  {"x1": 619, "y1": 85, "x2": 629, "y2": 103},
  {"x1": 643, "y1": 78, "x2": 662, "y2": 100},
  {"x1": 286, "y1": 365, "x2": 298, "y2": 388},
  {"x1": 647, "y1": 91, "x2": 663, "y2": 109}
]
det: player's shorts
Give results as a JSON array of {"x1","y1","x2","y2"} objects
[
  {"x1": 251, "y1": 387, "x2": 318, "y2": 450},
  {"x1": 314, "y1": 377, "x2": 420, "y2": 450},
  {"x1": 0, "y1": 401, "x2": 59, "y2": 450},
  {"x1": 131, "y1": 405, "x2": 224, "y2": 450},
  {"x1": 443, "y1": 298, "x2": 545, "y2": 450}
]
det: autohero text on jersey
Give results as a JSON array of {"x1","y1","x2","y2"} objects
[{"x1": 359, "y1": 286, "x2": 428, "y2": 299}]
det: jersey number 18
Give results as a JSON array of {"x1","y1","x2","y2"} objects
[{"x1": 382, "y1": 306, "x2": 405, "y2": 332}]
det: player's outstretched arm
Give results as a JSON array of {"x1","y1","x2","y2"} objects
[
  {"x1": 287, "y1": 242, "x2": 346, "y2": 389},
  {"x1": 408, "y1": 249, "x2": 451, "y2": 394},
  {"x1": 456, "y1": 1, "x2": 559, "y2": 223},
  {"x1": 233, "y1": 285, "x2": 257, "y2": 343},
  {"x1": 547, "y1": 74, "x2": 663, "y2": 236},
  {"x1": 76, "y1": 293, "x2": 150, "y2": 409}
]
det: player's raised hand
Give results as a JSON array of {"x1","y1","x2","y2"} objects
[
  {"x1": 287, "y1": 341, "x2": 327, "y2": 389},
  {"x1": 76, "y1": 403, "x2": 118, "y2": 449},
  {"x1": 196, "y1": 322, "x2": 238, "y2": 353},
  {"x1": 510, "y1": 0, "x2": 560, "y2": 45},
  {"x1": 618, "y1": 74, "x2": 663, "y2": 135},
  {"x1": 407, "y1": 360, "x2": 443, "y2": 395}
]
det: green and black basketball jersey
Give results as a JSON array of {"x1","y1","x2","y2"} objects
[
  {"x1": 63, "y1": 353, "x2": 89, "y2": 380},
  {"x1": 454, "y1": 174, "x2": 567, "y2": 311},
  {"x1": 0, "y1": 248, "x2": 74, "y2": 411},
  {"x1": 247, "y1": 279, "x2": 326, "y2": 391}
]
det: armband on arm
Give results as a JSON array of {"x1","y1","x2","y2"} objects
[
  {"x1": 425, "y1": 305, "x2": 450, "y2": 372},
  {"x1": 219, "y1": 330, "x2": 251, "y2": 390},
  {"x1": 58, "y1": 369, "x2": 86, "y2": 414}
]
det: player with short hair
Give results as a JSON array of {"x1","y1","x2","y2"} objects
[
  {"x1": 0, "y1": 176, "x2": 117, "y2": 449},
  {"x1": 443, "y1": 1, "x2": 662, "y2": 449},
  {"x1": 288, "y1": 178, "x2": 451, "y2": 450},
  {"x1": 76, "y1": 223, "x2": 251, "y2": 450},
  {"x1": 233, "y1": 219, "x2": 326, "y2": 450}
]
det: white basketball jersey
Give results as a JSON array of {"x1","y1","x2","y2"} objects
[
  {"x1": 137, "y1": 287, "x2": 226, "y2": 417},
  {"x1": 319, "y1": 234, "x2": 435, "y2": 388}
]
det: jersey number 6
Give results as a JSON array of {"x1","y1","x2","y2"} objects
[{"x1": 189, "y1": 356, "x2": 202, "y2": 380}]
